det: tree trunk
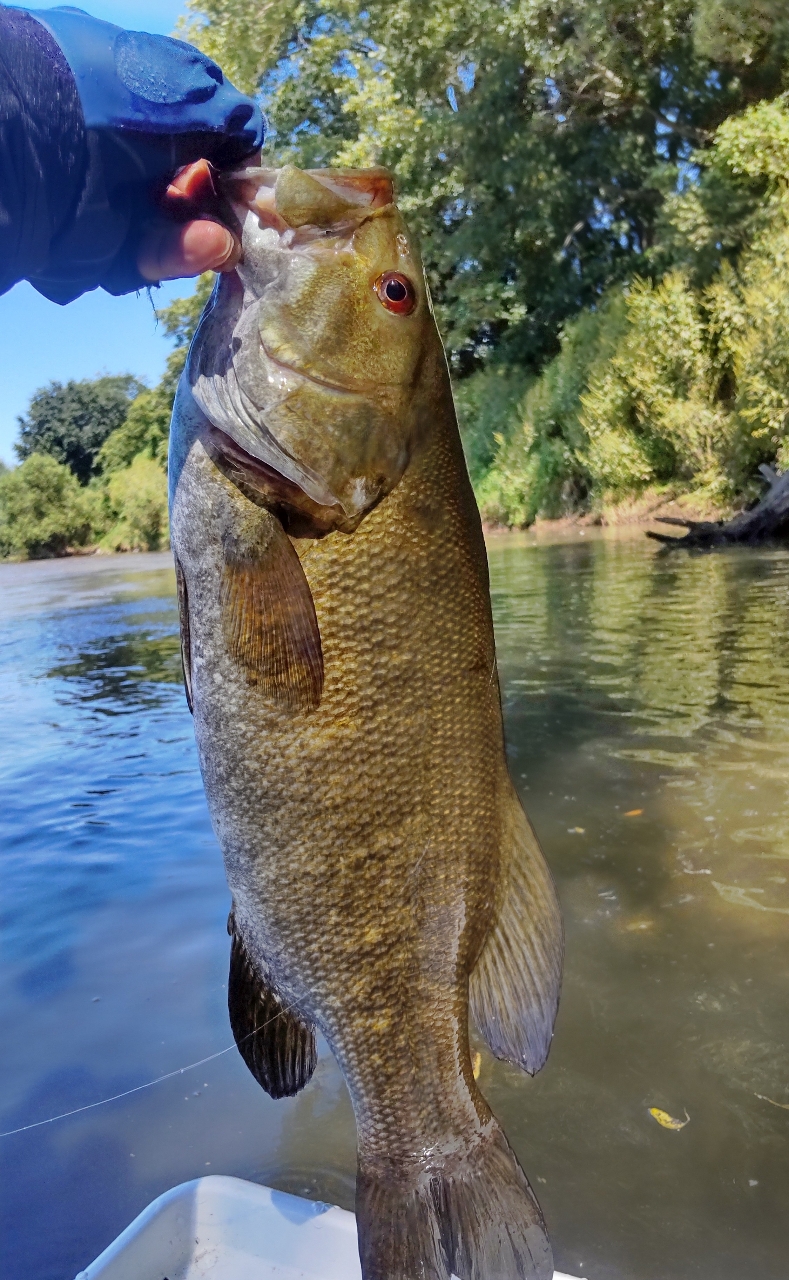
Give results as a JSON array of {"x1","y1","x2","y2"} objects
[{"x1": 647, "y1": 466, "x2": 789, "y2": 549}]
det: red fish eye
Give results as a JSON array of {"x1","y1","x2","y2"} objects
[{"x1": 374, "y1": 271, "x2": 416, "y2": 315}]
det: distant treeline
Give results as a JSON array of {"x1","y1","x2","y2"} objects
[{"x1": 0, "y1": 279, "x2": 209, "y2": 560}]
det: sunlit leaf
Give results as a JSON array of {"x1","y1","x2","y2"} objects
[{"x1": 649, "y1": 1107, "x2": 690, "y2": 1130}]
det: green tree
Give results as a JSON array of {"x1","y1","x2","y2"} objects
[
  {"x1": 184, "y1": 0, "x2": 789, "y2": 371},
  {"x1": 472, "y1": 95, "x2": 789, "y2": 522},
  {"x1": 15, "y1": 375, "x2": 144, "y2": 485},
  {"x1": 0, "y1": 454, "x2": 93, "y2": 559}
]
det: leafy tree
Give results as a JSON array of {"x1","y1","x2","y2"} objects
[
  {"x1": 472, "y1": 94, "x2": 789, "y2": 522},
  {"x1": 15, "y1": 375, "x2": 144, "y2": 485},
  {"x1": 0, "y1": 454, "x2": 93, "y2": 558},
  {"x1": 454, "y1": 367, "x2": 531, "y2": 485},
  {"x1": 184, "y1": 0, "x2": 789, "y2": 370}
]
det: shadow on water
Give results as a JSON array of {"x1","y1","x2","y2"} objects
[{"x1": 1, "y1": 539, "x2": 789, "y2": 1280}]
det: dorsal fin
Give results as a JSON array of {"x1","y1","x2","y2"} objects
[
  {"x1": 470, "y1": 783, "x2": 563, "y2": 1075},
  {"x1": 227, "y1": 912, "x2": 317, "y2": 1099},
  {"x1": 220, "y1": 511, "x2": 323, "y2": 711}
]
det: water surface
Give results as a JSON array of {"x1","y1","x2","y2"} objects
[{"x1": 1, "y1": 534, "x2": 788, "y2": 1279}]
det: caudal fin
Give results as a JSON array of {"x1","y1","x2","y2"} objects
[{"x1": 356, "y1": 1124, "x2": 552, "y2": 1280}]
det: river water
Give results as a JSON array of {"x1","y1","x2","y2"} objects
[{"x1": 1, "y1": 530, "x2": 788, "y2": 1280}]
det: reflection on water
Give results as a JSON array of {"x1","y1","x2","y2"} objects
[{"x1": 1, "y1": 537, "x2": 788, "y2": 1280}]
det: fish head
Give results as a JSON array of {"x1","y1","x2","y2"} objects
[{"x1": 187, "y1": 165, "x2": 438, "y2": 534}]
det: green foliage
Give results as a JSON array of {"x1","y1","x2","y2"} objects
[
  {"x1": 477, "y1": 303, "x2": 628, "y2": 523},
  {"x1": 99, "y1": 455, "x2": 170, "y2": 553},
  {"x1": 0, "y1": 454, "x2": 93, "y2": 559},
  {"x1": 453, "y1": 368, "x2": 531, "y2": 485},
  {"x1": 97, "y1": 275, "x2": 214, "y2": 478},
  {"x1": 15, "y1": 376, "x2": 144, "y2": 485},
  {"x1": 184, "y1": 0, "x2": 789, "y2": 371},
  {"x1": 473, "y1": 94, "x2": 789, "y2": 523}
]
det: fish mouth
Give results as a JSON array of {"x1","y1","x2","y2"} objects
[{"x1": 220, "y1": 164, "x2": 394, "y2": 233}]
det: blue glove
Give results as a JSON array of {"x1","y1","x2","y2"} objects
[{"x1": 0, "y1": 5, "x2": 264, "y2": 302}]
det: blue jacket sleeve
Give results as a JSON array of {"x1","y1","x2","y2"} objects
[{"x1": 0, "y1": 5, "x2": 264, "y2": 303}]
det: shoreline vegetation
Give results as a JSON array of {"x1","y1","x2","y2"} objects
[{"x1": 3, "y1": 1, "x2": 789, "y2": 560}]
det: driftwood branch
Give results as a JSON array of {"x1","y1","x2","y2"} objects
[{"x1": 647, "y1": 469, "x2": 789, "y2": 549}]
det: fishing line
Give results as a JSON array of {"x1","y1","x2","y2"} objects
[{"x1": 0, "y1": 1005, "x2": 296, "y2": 1140}]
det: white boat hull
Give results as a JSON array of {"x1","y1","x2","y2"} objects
[{"x1": 74, "y1": 1175, "x2": 586, "y2": 1280}]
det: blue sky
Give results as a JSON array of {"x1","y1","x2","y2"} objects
[{"x1": 0, "y1": 1, "x2": 195, "y2": 464}]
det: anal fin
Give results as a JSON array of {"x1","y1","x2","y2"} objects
[
  {"x1": 228, "y1": 912, "x2": 317, "y2": 1098},
  {"x1": 470, "y1": 782, "x2": 563, "y2": 1075},
  {"x1": 220, "y1": 512, "x2": 323, "y2": 711}
]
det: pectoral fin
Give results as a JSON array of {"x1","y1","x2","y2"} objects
[
  {"x1": 470, "y1": 784, "x2": 563, "y2": 1075},
  {"x1": 220, "y1": 513, "x2": 323, "y2": 711},
  {"x1": 174, "y1": 554, "x2": 193, "y2": 714},
  {"x1": 228, "y1": 912, "x2": 317, "y2": 1098}
]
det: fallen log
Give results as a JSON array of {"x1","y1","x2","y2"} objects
[{"x1": 646, "y1": 467, "x2": 789, "y2": 548}]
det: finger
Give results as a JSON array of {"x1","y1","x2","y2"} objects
[{"x1": 137, "y1": 219, "x2": 240, "y2": 283}]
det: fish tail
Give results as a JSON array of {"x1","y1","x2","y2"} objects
[{"x1": 356, "y1": 1122, "x2": 552, "y2": 1280}]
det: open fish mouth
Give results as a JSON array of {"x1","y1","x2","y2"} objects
[{"x1": 220, "y1": 164, "x2": 394, "y2": 233}]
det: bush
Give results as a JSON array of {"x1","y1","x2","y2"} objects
[
  {"x1": 0, "y1": 454, "x2": 93, "y2": 559},
  {"x1": 475, "y1": 302, "x2": 627, "y2": 523},
  {"x1": 452, "y1": 367, "x2": 531, "y2": 485},
  {"x1": 100, "y1": 455, "x2": 170, "y2": 552},
  {"x1": 469, "y1": 94, "x2": 789, "y2": 524}
]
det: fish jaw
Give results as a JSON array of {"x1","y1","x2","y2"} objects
[{"x1": 186, "y1": 168, "x2": 437, "y2": 533}]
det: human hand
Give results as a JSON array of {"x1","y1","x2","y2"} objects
[{"x1": 137, "y1": 158, "x2": 246, "y2": 283}]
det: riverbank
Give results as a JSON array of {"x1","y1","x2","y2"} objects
[
  {"x1": 482, "y1": 484, "x2": 734, "y2": 539},
  {"x1": 0, "y1": 484, "x2": 747, "y2": 563}
]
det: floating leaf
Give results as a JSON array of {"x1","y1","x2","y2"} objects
[
  {"x1": 649, "y1": 1106, "x2": 690, "y2": 1130},
  {"x1": 625, "y1": 809, "x2": 643, "y2": 817}
]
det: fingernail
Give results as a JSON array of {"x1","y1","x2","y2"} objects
[{"x1": 213, "y1": 229, "x2": 240, "y2": 270}]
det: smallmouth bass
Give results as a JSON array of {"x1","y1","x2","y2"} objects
[{"x1": 169, "y1": 164, "x2": 563, "y2": 1280}]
